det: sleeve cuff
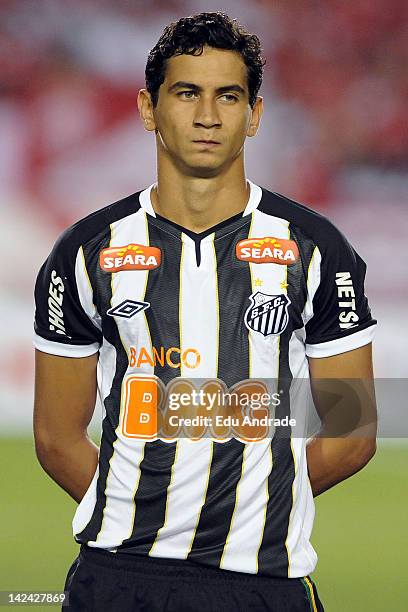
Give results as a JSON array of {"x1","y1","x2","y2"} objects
[
  {"x1": 305, "y1": 323, "x2": 376, "y2": 358},
  {"x1": 33, "y1": 332, "x2": 100, "y2": 358}
]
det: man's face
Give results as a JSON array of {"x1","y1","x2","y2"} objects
[{"x1": 146, "y1": 46, "x2": 262, "y2": 177}]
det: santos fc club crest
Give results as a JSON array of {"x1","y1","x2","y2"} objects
[{"x1": 244, "y1": 292, "x2": 291, "y2": 336}]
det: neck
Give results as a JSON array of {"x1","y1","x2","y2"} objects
[{"x1": 150, "y1": 156, "x2": 250, "y2": 233}]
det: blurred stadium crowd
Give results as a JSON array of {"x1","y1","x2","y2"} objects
[
  {"x1": 1, "y1": 0, "x2": 407, "y2": 219},
  {"x1": 0, "y1": 0, "x2": 407, "y2": 429}
]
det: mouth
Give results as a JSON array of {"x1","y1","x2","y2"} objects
[{"x1": 192, "y1": 140, "x2": 221, "y2": 147}]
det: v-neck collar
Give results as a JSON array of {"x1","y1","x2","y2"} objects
[
  {"x1": 139, "y1": 180, "x2": 262, "y2": 267},
  {"x1": 154, "y1": 209, "x2": 245, "y2": 242},
  {"x1": 138, "y1": 179, "x2": 263, "y2": 234}
]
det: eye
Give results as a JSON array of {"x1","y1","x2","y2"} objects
[
  {"x1": 220, "y1": 94, "x2": 239, "y2": 102},
  {"x1": 177, "y1": 91, "x2": 197, "y2": 99}
]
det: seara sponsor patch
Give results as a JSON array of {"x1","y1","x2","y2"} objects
[
  {"x1": 236, "y1": 237, "x2": 299, "y2": 265},
  {"x1": 100, "y1": 244, "x2": 161, "y2": 271}
]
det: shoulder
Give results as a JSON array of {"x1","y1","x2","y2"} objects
[
  {"x1": 258, "y1": 187, "x2": 351, "y2": 254},
  {"x1": 52, "y1": 191, "x2": 142, "y2": 258}
]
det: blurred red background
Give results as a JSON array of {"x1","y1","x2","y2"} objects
[{"x1": 0, "y1": 0, "x2": 407, "y2": 429}]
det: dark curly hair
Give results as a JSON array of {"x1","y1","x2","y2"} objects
[{"x1": 145, "y1": 12, "x2": 265, "y2": 109}]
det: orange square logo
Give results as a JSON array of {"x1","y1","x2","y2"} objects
[{"x1": 122, "y1": 376, "x2": 158, "y2": 439}]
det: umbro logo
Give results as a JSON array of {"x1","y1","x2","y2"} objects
[{"x1": 107, "y1": 300, "x2": 150, "y2": 319}]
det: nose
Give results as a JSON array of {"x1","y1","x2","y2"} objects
[{"x1": 193, "y1": 96, "x2": 221, "y2": 129}]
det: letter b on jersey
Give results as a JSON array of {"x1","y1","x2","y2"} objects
[{"x1": 122, "y1": 376, "x2": 158, "y2": 439}]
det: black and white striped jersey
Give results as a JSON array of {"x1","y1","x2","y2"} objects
[{"x1": 33, "y1": 180, "x2": 376, "y2": 577}]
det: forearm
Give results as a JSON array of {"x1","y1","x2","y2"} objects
[
  {"x1": 35, "y1": 434, "x2": 99, "y2": 503},
  {"x1": 306, "y1": 435, "x2": 376, "y2": 497}
]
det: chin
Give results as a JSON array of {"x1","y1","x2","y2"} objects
[
  {"x1": 187, "y1": 166, "x2": 222, "y2": 178},
  {"x1": 182, "y1": 160, "x2": 223, "y2": 178}
]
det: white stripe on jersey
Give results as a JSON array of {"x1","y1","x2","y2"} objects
[
  {"x1": 179, "y1": 232, "x2": 219, "y2": 378},
  {"x1": 284, "y1": 437, "x2": 317, "y2": 577},
  {"x1": 75, "y1": 246, "x2": 102, "y2": 331},
  {"x1": 90, "y1": 209, "x2": 153, "y2": 548},
  {"x1": 247, "y1": 210, "x2": 291, "y2": 380},
  {"x1": 284, "y1": 331, "x2": 317, "y2": 576},
  {"x1": 220, "y1": 441, "x2": 272, "y2": 573},
  {"x1": 284, "y1": 250, "x2": 320, "y2": 576},
  {"x1": 146, "y1": 233, "x2": 218, "y2": 557},
  {"x1": 97, "y1": 337, "x2": 118, "y2": 421},
  {"x1": 108, "y1": 208, "x2": 153, "y2": 373},
  {"x1": 72, "y1": 336, "x2": 117, "y2": 540},
  {"x1": 302, "y1": 246, "x2": 321, "y2": 327},
  {"x1": 72, "y1": 466, "x2": 100, "y2": 536},
  {"x1": 149, "y1": 439, "x2": 213, "y2": 559},
  {"x1": 86, "y1": 441, "x2": 146, "y2": 550}
]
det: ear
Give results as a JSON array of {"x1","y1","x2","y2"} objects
[
  {"x1": 137, "y1": 89, "x2": 157, "y2": 132},
  {"x1": 247, "y1": 96, "x2": 263, "y2": 138}
]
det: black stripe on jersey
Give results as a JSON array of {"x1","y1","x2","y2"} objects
[
  {"x1": 214, "y1": 220, "x2": 252, "y2": 388},
  {"x1": 117, "y1": 218, "x2": 182, "y2": 553},
  {"x1": 186, "y1": 221, "x2": 250, "y2": 567},
  {"x1": 75, "y1": 226, "x2": 129, "y2": 544},
  {"x1": 187, "y1": 439, "x2": 245, "y2": 566},
  {"x1": 286, "y1": 224, "x2": 316, "y2": 330},
  {"x1": 257, "y1": 224, "x2": 315, "y2": 577},
  {"x1": 143, "y1": 219, "x2": 183, "y2": 386},
  {"x1": 118, "y1": 440, "x2": 178, "y2": 554}
]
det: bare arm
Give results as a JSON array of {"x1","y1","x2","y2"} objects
[
  {"x1": 33, "y1": 349, "x2": 100, "y2": 503},
  {"x1": 306, "y1": 343, "x2": 377, "y2": 496}
]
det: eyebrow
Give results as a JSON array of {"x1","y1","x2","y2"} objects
[{"x1": 168, "y1": 81, "x2": 246, "y2": 95}]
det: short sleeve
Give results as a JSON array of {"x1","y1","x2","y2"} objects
[
  {"x1": 305, "y1": 228, "x2": 376, "y2": 358},
  {"x1": 34, "y1": 230, "x2": 102, "y2": 357}
]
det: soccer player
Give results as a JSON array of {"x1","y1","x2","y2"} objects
[{"x1": 33, "y1": 12, "x2": 377, "y2": 612}]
